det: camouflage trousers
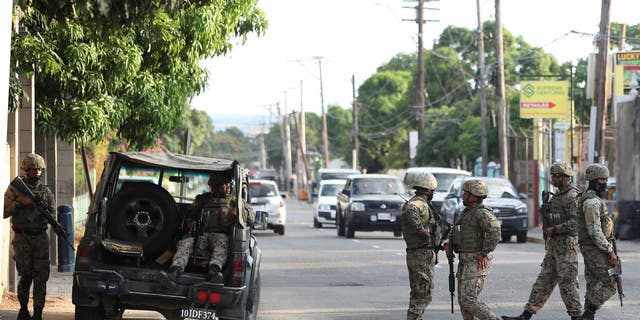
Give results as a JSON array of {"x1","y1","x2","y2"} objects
[
  {"x1": 524, "y1": 236, "x2": 582, "y2": 317},
  {"x1": 580, "y1": 244, "x2": 616, "y2": 309},
  {"x1": 171, "y1": 232, "x2": 229, "y2": 272},
  {"x1": 405, "y1": 248, "x2": 435, "y2": 320},
  {"x1": 457, "y1": 253, "x2": 498, "y2": 320},
  {"x1": 12, "y1": 232, "x2": 50, "y2": 307}
]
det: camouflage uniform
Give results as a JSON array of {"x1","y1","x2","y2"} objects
[
  {"x1": 521, "y1": 185, "x2": 582, "y2": 317},
  {"x1": 4, "y1": 154, "x2": 56, "y2": 320},
  {"x1": 401, "y1": 194, "x2": 437, "y2": 320},
  {"x1": 451, "y1": 203, "x2": 501, "y2": 320},
  {"x1": 577, "y1": 189, "x2": 616, "y2": 310},
  {"x1": 171, "y1": 193, "x2": 237, "y2": 272}
]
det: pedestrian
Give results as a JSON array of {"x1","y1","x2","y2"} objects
[
  {"x1": 401, "y1": 172, "x2": 440, "y2": 320},
  {"x1": 159, "y1": 173, "x2": 240, "y2": 288},
  {"x1": 3, "y1": 153, "x2": 55, "y2": 320},
  {"x1": 445, "y1": 179, "x2": 501, "y2": 320},
  {"x1": 576, "y1": 164, "x2": 618, "y2": 320},
  {"x1": 502, "y1": 160, "x2": 582, "y2": 320}
]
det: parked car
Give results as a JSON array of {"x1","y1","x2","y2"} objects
[
  {"x1": 312, "y1": 179, "x2": 346, "y2": 228},
  {"x1": 441, "y1": 176, "x2": 529, "y2": 242},
  {"x1": 336, "y1": 174, "x2": 408, "y2": 238},
  {"x1": 72, "y1": 151, "x2": 261, "y2": 320},
  {"x1": 249, "y1": 179, "x2": 287, "y2": 235},
  {"x1": 403, "y1": 167, "x2": 471, "y2": 211}
]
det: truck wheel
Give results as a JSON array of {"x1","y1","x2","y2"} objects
[
  {"x1": 345, "y1": 221, "x2": 355, "y2": 239},
  {"x1": 501, "y1": 234, "x2": 511, "y2": 242},
  {"x1": 517, "y1": 231, "x2": 527, "y2": 243},
  {"x1": 75, "y1": 306, "x2": 105, "y2": 320},
  {"x1": 337, "y1": 212, "x2": 345, "y2": 237},
  {"x1": 107, "y1": 182, "x2": 178, "y2": 258},
  {"x1": 277, "y1": 225, "x2": 285, "y2": 235}
]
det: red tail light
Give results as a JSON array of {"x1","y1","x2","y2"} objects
[
  {"x1": 197, "y1": 291, "x2": 221, "y2": 304},
  {"x1": 198, "y1": 291, "x2": 207, "y2": 302},
  {"x1": 75, "y1": 244, "x2": 91, "y2": 271},
  {"x1": 208, "y1": 292, "x2": 221, "y2": 304}
]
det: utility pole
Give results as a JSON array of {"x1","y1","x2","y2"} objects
[
  {"x1": 317, "y1": 57, "x2": 330, "y2": 168},
  {"x1": 278, "y1": 100, "x2": 293, "y2": 192},
  {"x1": 351, "y1": 75, "x2": 359, "y2": 170},
  {"x1": 594, "y1": 0, "x2": 611, "y2": 164},
  {"x1": 476, "y1": 0, "x2": 488, "y2": 176},
  {"x1": 495, "y1": 0, "x2": 509, "y2": 178},
  {"x1": 259, "y1": 119, "x2": 267, "y2": 170}
]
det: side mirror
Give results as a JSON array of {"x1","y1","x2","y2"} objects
[
  {"x1": 519, "y1": 193, "x2": 528, "y2": 200},
  {"x1": 281, "y1": 194, "x2": 287, "y2": 199}
]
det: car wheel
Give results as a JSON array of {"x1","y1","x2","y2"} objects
[
  {"x1": 107, "y1": 182, "x2": 178, "y2": 258},
  {"x1": 517, "y1": 231, "x2": 527, "y2": 243},
  {"x1": 277, "y1": 225, "x2": 285, "y2": 236},
  {"x1": 501, "y1": 234, "x2": 511, "y2": 242},
  {"x1": 393, "y1": 230, "x2": 402, "y2": 237},
  {"x1": 75, "y1": 306, "x2": 105, "y2": 320},
  {"x1": 345, "y1": 220, "x2": 355, "y2": 239},
  {"x1": 337, "y1": 212, "x2": 345, "y2": 237},
  {"x1": 313, "y1": 218, "x2": 320, "y2": 228},
  {"x1": 245, "y1": 270, "x2": 261, "y2": 320}
]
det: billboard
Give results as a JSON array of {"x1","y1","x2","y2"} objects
[
  {"x1": 519, "y1": 81, "x2": 570, "y2": 119},
  {"x1": 614, "y1": 51, "x2": 640, "y2": 96}
]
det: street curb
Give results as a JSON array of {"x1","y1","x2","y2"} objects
[{"x1": 527, "y1": 236, "x2": 545, "y2": 244}]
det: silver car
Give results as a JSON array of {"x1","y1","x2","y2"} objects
[{"x1": 249, "y1": 179, "x2": 287, "y2": 235}]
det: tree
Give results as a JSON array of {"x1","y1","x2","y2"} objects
[
  {"x1": 326, "y1": 105, "x2": 353, "y2": 164},
  {"x1": 11, "y1": 0, "x2": 267, "y2": 149}
]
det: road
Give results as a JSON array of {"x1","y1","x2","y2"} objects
[{"x1": 2, "y1": 197, "x2": 639, "y2": 320}]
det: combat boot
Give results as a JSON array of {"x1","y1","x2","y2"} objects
[
  {"x1": 501, "y1": 310, "x2": 533, "y2": 320},
  {"x1": 208, "y1": 265, "x2": 223, "y2": 283},
  {"x1": 16, "y1": 308, "x2": 31, "y2": 320},
  {"x1": 31, "y1": 306, "x2": 43, "y2": 320},
  {"x1": 578, "y1": 304, "x2": 597, "y2": 320}
]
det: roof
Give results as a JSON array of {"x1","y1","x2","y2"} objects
[
  {"x1": 348, "y1": 173, "x2": 401, "y2": 180},
  {"x1": 318, "y1": 168, "x2": 360, "y2": 173},
  {"x1": 319, "y1": 179, "x2": 347, "y2": 185},
  {"x1": 405, "y1": 167, "x2": 471, "y2": 175},
  {"x1": 113, "y1": 151, "x2": 238, "y2": 172}
]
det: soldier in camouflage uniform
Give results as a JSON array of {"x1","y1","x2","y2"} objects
[
  {"x1": 445, "y1": 179, "x2": 501, "y2": 320},
  {"x1": 576, "y1": 164, "x2": 618, "y2": 320},
  {"x1": 401, "y1": 172, "x2": 440, "y2": 320},
  {"x1": 160, "y1": 174, "x2": 239, "y2": 288},
  {"x1": 4, "y1": 154, "x2": 55, "y2": 320},
  {"x1": 502, "y1": 161, "x2": 582, "y2": 320}
]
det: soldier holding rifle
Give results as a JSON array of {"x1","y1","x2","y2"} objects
[
  {"x1": 3, "y1": 154, "x2": 56, "y2": 320},
  {"x1": 502, "y1": 160, "x2": 582, "y2": 320}
]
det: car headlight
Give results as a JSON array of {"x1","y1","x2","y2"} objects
[
  {"x1": 318, "y1": 204, "x2": 331, "y2": 211},
  {"x1": 516, "y1": 204, "x2": 527, "y2": 214},
  {"x1": 350, "y1": 202, "x2": 365, "y2": 211}
]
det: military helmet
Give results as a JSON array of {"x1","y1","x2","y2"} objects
[
  {"x1": 549, "y1": 160, "x2": 573, "y2": 176},
  {"x1": 20, "y1": 153, "x2": 46, "y2": 171},
  {"x1": 411, "y1": 172, "x2": 438, "y2": 190},
  {"x1": 462, "y1": 179, "x2": 488, "y2": 197},
  {"x1": 585, "y1": 164, "x2": 609, "y2": 181}
]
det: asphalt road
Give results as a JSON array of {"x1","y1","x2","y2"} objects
[{"x1": 2, "y1": 197, "x2": 639, "y2": 320}]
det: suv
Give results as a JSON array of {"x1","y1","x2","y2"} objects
[
  {"x1": 313, "y1": 179, "x2": 346, "y2": 228},
  {"x1": 441, "y1": 176, "x2": 528, "y2": 243},
  {"x1": 336, "y1": 174, "x2": 408, "y2": 238},
  {"x1": 402, "y1": 167, "x2": 471, "y2": 211},
  {"x1": 72, "y1": 152, "x2": 261, "y2": 320},
  {"x1": 249, "y1": 179, "x2": 287, "y2": 235}
]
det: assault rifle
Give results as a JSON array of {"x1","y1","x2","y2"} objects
[
  {"x1": 609, "y1": 239, "x2": 624, "y2": 307},
  {"x1": 540, "y1": 190, "x2": 553, "y2": 249},
  {"x1": 446, "y1": 232, "x2": 456, "y2": 314},
  {"x1": 428, "y1": 201, "x2": 454, "y2": 314},
  {"x1": 10, "y1": 177, "x2": 74, "y2": 251}
]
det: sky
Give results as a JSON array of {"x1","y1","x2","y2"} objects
[{"x1": 190, "y1": 0, "x2": 638, "y2": 132}]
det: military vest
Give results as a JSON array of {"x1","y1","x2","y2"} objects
[
  {"x1": 577, "y1": 190, "x2": 613, "y2": 246},
  {"x1": 197, "y1": 194, "x2": 236, "y2": 234},
  {"x1": 401, "y1": 196, "x2": 439, "y2": 249},
  {"x1": 10, "y1": 179, "x2": 52, "y2": 231},
  {"x1": 451, "y1": 205, "x2": 490, "y2": 253},
  {"x1": 546, "y1": 186, "x2": 579, "y2": 236}
]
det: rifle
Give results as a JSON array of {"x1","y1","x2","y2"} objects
[
  {"x1": 428, "y1": 201, "x2": 455, "y2": 314},
  {"x1": 10, "y1": 177, "x2": 74, "y2": 251},
  {"x1": 609, "y1": 239, "x2": 624, "y2": 307},
  {"x1": 540, "y1": 190, "x2": 553, "y2": 249},
  {"x1": 447, "y1": 248, "x2": 455, "y2": 314}
]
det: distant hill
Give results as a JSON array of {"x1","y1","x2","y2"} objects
[{"x1": 207, "y1": 113, "x2": 269, "y2": 135}]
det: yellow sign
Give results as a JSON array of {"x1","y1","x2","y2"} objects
[{"x1": 519, "y1": 81, "x2": 569, "y2": 119}]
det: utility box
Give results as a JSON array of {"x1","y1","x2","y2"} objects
[{"x1": 57, "y1": 205, "x2": 75, "y2": 272}]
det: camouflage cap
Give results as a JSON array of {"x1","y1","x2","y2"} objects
[
  {"x1": 585, "y1": 164, "x2": 609, "y2": 181},
  {"x1": 20, "y1": 153, "x2": 46, "y2": 171},
  {"x1": 549, "y1": 160, "x2": 573, "y2": 176},
  {"x1": 462, "y1": 179, "x2": 488, "y2": 197},
  {"x1": 411, "y1": 172, "x2": 438, "y2": 190}
]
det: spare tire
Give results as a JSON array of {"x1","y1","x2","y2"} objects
[{"x1": 107, "y1": 182, "x2": 178, "y2": 257}]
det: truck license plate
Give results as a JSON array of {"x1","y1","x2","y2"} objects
[
  {"x1": 377, "y1": 212, "x2": 391, "y2": 220},
  {"x1": 180, "y1": 308, "x2": 216, "y2": 320}
]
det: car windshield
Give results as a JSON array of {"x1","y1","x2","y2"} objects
[
  {"x1": 320, "y1": 184, "x2": 343, "y2": 196},
  {"x1": 250, "y1": 183, "x2": 278, "y2": 197},
  {"x1": 432, "y1": 173, "x2": 467, "y2": 192},
  {"x1": 117, "y1": 165, "x2": 211, "y2": 203},
  {"x1": 486, "y1": 180, "x2": 519, "y2": 199},
  {"x1": 320, "y1": 171, "x2": 358, "y2": 180},
  {"x1": 353, "y1": 178, "x2": 405, "y2": 195}
]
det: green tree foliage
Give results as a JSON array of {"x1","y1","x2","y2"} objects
[
  {"x1": 160, "y1": 106, "x2": 215, "y2": 154},
  {"x1": 11, "y1": 0, "x2": 266, "y2": 149},
  {"x1": 326, "y1": 105, "x2": 353, "y2": 164},
  {"x1": 611, "y1": 23, "x2": 640, "y2": 50}
]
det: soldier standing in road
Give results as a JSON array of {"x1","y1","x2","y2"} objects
[
  {"x1": 445, "y1": 179, "x2": 501, "y2": 320},
  {"x1": 3, "y1": 154, "x2": 55, "y2": 320},
  {"x1": 401, "y1": 172, "x2": 440, "y2": 320},
  {"x1": 502, "y1": 161, "x2": 582, "y2": 320},
  {"x1": 576, "y1": 164, "x2": 618, "y2": 320}
]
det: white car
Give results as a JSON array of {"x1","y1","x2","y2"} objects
[
  {"x1": 249, "y1": 179, "x2": 287, "y2": 235},
  {"x1": 403, "y1": 167, "x2": 472, "y2": 211},
  {"x1": 313, "y1": 179, "x2": 346, "y2": 228}
]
